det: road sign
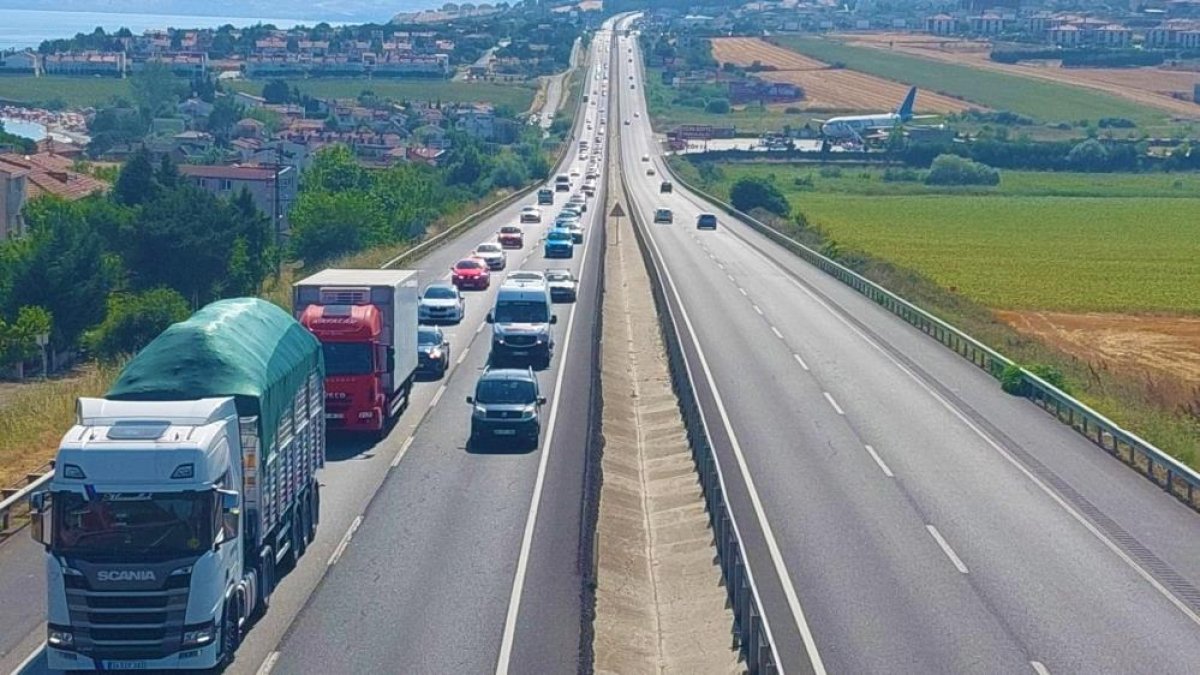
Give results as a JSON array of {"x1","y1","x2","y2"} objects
[{"x1": 609, "y1": 203, "x2": 626, "y2": 218}]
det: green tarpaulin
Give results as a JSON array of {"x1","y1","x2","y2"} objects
[{"x1": 107, "y1": 298, "x2": 323, "y2": 456}]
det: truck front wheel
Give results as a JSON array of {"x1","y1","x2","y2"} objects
[{"x1": 220, "y1": 597, "x2": 241, "y2": 666}]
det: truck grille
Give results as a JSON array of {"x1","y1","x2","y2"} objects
[
  {"x1": 64, "y1": 574, "x2": 190, "y2": 660},
  {"x1": 505, "y1": 335, "x2": 536, "y2": 347},
  {"x1": 486, "y1": 409, "x2": 523, "y2": 419}
]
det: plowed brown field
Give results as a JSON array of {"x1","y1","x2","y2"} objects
[
  {"x1": 710, "y1": 37, "x2": 975, "y2": 113},
  {"x1": 841, "y1": 32, "x2": 1200, "y2": 118}
]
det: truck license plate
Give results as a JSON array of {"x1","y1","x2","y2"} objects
[
  {"x1": 510, "y1": 350, "x2": 528, "y2": 356},
  {"x1": 494, "y1": 429, "x2": 517, "y2": 436},
  {"x1": 104, "y1": 661, "x2": 149, "y2": 670}
]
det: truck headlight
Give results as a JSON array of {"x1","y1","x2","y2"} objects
[
  {"x1": 181, "y1": 620, "x2": 216, "y2": 648},
  {"x1": 47, "y1": 624, "x2": 74, "y2": 649},
  {"x1": 474, "y1": 404, "x2": 488, "y2": 418},
  {"x1": 521, "y1": 405, "x2": 538, "y2": 419}
]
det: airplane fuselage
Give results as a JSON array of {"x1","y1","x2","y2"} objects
[{"x1": 821, "y1": 113, "x2": 901, "y2": 138}]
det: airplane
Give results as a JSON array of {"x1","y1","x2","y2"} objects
[{"x1": 815, "y1": 87, "x2": 939, "y2": 141}]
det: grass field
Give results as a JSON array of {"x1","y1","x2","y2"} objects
[
  {"x1": 229, "y1": 78, "x2": 537, "y2": 111},
  {"x1": 0, "y1": 75, "x2": 130, "y2": 108},
  {"x1": 641, "y1": 66, "x2": 824, "y2": 132},
  {"x1": 772, "y1": 37, "x2": 1180, "y2": 132},
  {"x1": 687, "y1": 163, "x2": 1200, "y2": 314}
]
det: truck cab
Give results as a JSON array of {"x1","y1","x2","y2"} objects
[{"x1": 488, "y1": 280, "x2": 557, "y2": 368}]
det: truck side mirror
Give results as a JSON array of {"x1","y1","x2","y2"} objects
[
  {"x1": 216, "y1": 489, "x2": 240, "y2": 547},
  {"x1": 466, "y1": 396, "x2": 474, "y2": 404},
  {"x1": 550, "y1": 315, "x2": 558, "y2": 325},
  {"x1": 537, "y1": 397, "x2": 547, "y2": 406},
  {"x1": 486, "y1": 312, "x2": 495, "y2": 324},
  {"x1": 29, "y1": 491, "x2": 51, "y2": 548}
]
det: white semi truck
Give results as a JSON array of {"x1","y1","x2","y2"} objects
[{"x1": 30, "y1": 298, "x2": 325, "y2": 670}]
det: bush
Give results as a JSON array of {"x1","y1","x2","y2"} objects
[
  {"x1": 730, "y1": 176, "x2": 790, "y2": 216},
  {"x1": 85, "y1": 288, "x2": 190, "y2": 361},
  {"x1": 1000, "y1": 363, "x2": 1070, "y2": 396},
  {"x1": 784, "y1": 106, "x2": 803, "y2": 114},
  {"x1": 1067, "y1": 138, "x2": 1110, "y2": 171},
  {"x1": 1098, "y1": 117, "x2": 1136, "y2": 129},
  {"x1": 705, "y1": 98, "x2": 731, "y2": 114},
  {"x1": 1000, "y1": 364, "x2": 1025, "y2": 395},
  {"x1": 925, "y1": 154, "x2": 1000, "y2": 186}
]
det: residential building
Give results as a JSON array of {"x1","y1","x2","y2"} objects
[
  {"x1": 925, "y1": 14, "x2": 958, "y2": 34},
  {"x1": 234, "y1": 92, "x2": 268, "y2": 109},
  {"x1": 177, "y1": 164, "x2": 296, "y2": 233},
  {"x1": 969, "y1": 13, "x2": 1009, "y2": 34},
  {"x1": 0, "y1": 50, "x2": 40, "y2": 74},
  {"x1": 1049, "y1": 25, "x2": 1082, "y2": 46},
  {"x1": 43, "y1": 51, "x2": 126, "y2": 76},
  {"x1": 177, "y1": 98, "x2": 215, "y2": 126},
  {"x1": 1182, "y1": 29, "x2": 1200, "y2": 47},
  {"x1": 1095, "y1": 24, "x2": 1132, "y2": 47},
  {"x1": 133, "y1": 52, "x2": 209, "y2": 77},
  {"x1": 0, "y1": 163, "x2": 27, "y2": 239}
]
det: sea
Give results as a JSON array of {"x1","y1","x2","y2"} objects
[{"x1": 0, "y1": 8, "x2": 360, "y2": 51}]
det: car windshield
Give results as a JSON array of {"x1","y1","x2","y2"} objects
[
  {"x1": 495, "y1": 300, "x2": 549, "y2": 323},
  {"x1": 548, "y1": 231, "x2": 572, "y2": 241},
  {"x1": 476, "y1": 378, "x2": 536, "y2": 405},
  {"x1": 501, "y1": 227, "x2": 520, "y2": 234},
  {"x1": 456, "y1": 260, "x2": 481, "y2": 270},
  {"x1": 53, "y1": 490, "x2": 214, "y2": 557},
  {"x1": 418, "y1": 328, "x2": 442, "y2": 345},
  {"x1": 423, "y1": 286, "x2": 457, "y2": 300},
  {"x1": 323, "y1": 342, "x2": 374, "y2": 376}
]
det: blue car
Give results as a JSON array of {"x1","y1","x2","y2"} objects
[{"x1": 544, "y1": 229, "x2": 574, "y2": 258}]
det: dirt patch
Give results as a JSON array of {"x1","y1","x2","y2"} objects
[
  {"x1": 710, "y1": 37, "x2": 974, "y2": 113},
  {"x1": 839, "y1": 32, "x2": 1200, "y2": 119},
  {"x1": 996, "y1": 310, "x2": 1200, "y2": 401}
]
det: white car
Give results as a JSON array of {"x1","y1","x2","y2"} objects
[
  {"x1": 634, "y1": 112, "x2": 640, "y2": 118},
  {"x1": 641, "y1": 155, "x2": 650, "y2": 162},
  {"x1": 474, "y1": 242, "x2": 507, "y2": 271},
  {"x1": 418, "y1": 283, "x2": 465, "y2": 324},
  {"x1": 520, "y1": 206, "x2": 541, "y2": 223},
  {"x1": 508, "y1": 270, "x2": 546, "y2": 284},
  {"x1": 570, "y1": 168, "x2": 581, "y2": 178},
  {"x1": 568, "y1": 194, "x2": 587, "y2": 212}
]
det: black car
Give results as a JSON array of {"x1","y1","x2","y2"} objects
[
  {"x1": 417, "y1": 326, "x2": 450, "y2": 379},
  {"x1": 467, "y1": 367, "x2": 546, "y2": 448}
]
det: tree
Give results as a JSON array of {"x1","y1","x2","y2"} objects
[
  {"x1": 114, "y1": 149, "x2": 158, "y2": 206},
  {"x1": 925, "y1": 154, "x2": 1000, "y2": 186},
  {"x1": 1068, "y1": 138, "x2": 1110, "y2": 172},
  {"x1": 130, "y1": 62, "x2": 182, "y2": 119},
  {"x1": 84, "y1": 288, "x2": 190, "y2": 361},
  {"x1": 206, "y1": 95, "x2": 244, "y2": 141},
  {"x1": 488, "y1": 152, "x2": 529, "y2": 190},
  {"x1": 705, "y1": 98, "x2": 731, "y2": 114},
  {"x1": 262, "y1": 79, "x2": 291, "y2": 104},
  {"x1": 305, "y1": 145, "x2": 370, "y2": 193},
  {"x1": 156, "y1": 154, "x2": 179, "y2": 189},
  {"x1": 6, "y1": 200, "x2": 111, "y2": 350},
  {"x1": 288, "y1": 191, "x2": 379, "y2": 265},
  {"x1": 730, "y1": 176, "x2": 790, "y2": 216},
  {"x1": 227, "y1": 187, "x2": 274, "y2": 294},
  {"x1": 0, "y1": 306, "x2": 53, "y2": 377}
]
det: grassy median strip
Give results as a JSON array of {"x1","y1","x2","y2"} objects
[{"x1": 592, "y1": 163, "x2": 739, "y2": 673}]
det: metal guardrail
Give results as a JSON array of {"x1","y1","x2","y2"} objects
[
  {"x1": 0, "y1": 464, "x2": 52, "y2": 542},
  {"x1": 616, "y1": 112, "x2": 779, "y2": 674},
  {"x1": 664, "y1": 168, "x2": 1200, "y2": 514}
]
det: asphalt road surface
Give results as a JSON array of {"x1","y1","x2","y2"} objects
[{"x1": 616, "y1": 18, "x2": 1200, "y2": 675}]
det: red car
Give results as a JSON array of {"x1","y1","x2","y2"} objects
[
  {"x1": 498, "y1": 225, "x2": 524, "y2": 249},
  {"x1": 451, "y1": 257, "x2": 490, "y2": 290}
]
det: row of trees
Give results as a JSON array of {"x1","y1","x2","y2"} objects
[{"x1": 0, "y1": 151, "x2": 273, "y2": 370}]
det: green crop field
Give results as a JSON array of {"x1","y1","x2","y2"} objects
[
  {"x1": 689, "y1": 163, "x2": 1200, "y2": 314},
  {"x1": 772, "y1": 37, "x2": 1179, "y2": 131},
  {"x1": 0, "y1": 75, "x2": 131, "y2": 108},
  {"x1": 229, "y1": 79, "x2": 537, "y2": 111}
]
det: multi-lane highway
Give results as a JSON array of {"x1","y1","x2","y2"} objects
[
  {"x1": 2, "y1": 19, "x2": 619, "y2": 675},
  {"x1": 615, "y1": 18, "x2": 1200, "y2": 674}
]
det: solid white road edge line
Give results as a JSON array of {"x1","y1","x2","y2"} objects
[
  {"x1": 636, "y1": 164, "x2": 827, "y2": 674},
  {"x1": 326, "y1": 515, "x2": 363, "y2": 567},
  {"x1": 494, "y1": 129, "x2": 602, "y2": 675},
  {"x1": 926, "y1": 525, "x2": 969, "y2": 574},
  {"x1": 823, "y1": 392, "x2": 845, "y2": 416},
  {"x1": 864, "y1": 445, "x2": 894, "y2": 478},
  {"x1": 9, "y1": 640, "x2": 45, "y2": 675},
  {"x1": 390, "y1": 436, "x2": 415, "y2": 469},
  {"x1": 256, "y1": 651, "x2": 281, "y2": 675},
  {"x1": 1030, "y1": 661, "x2": 1051, "y2": 675}
]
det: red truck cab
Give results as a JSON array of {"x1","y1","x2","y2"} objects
[{"x1": 299, "y1": 304, "x2": 391, "y2": 433}]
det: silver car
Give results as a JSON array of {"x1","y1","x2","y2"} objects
[
  {"x1": 474, "y1": 242, "x2": 508, "y2": 270},
  {"x1": 419, "y1": 283, "x2": 465, "y2": 324},
  {"x1": 545, "y1": 269, "x2": 578, "y2": 303}
]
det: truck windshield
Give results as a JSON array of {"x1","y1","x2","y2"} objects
[
  {"x1": 323, "y1": 342, "x2": 374, "y2": 376},
  {"x1": 53, "y1": 490, "x2": 213, "y2": 556},
  {"x1": 495, "y1": 300, "x2": 549, "y2": 324}
]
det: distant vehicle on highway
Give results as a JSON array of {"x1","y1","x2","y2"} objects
[
  {"x1": 467, "y1": 367, "x2": 546, "y2": 448},
  {"x1": 654, "y1": 208, "x2": 673, "y2": 224},
  {"x1": 546, "y1": 268, "x2": 578, "y2": 302},
  {"x1": 508, "y1": 270, "x2": 546, "y2": 284},
  {"x1": 696, "y1": 213, "x2": 718, "y2": 230},
  {"x1": 660, "y1": 181, "x2": 673, "y2": 193},
  {"x1": 647, "y1": 168, "x2": 656, "y2": 176},
  {"x1": 555, "y1": 173, "x2": 571, "y2": 192},
  {"x1": 417, "y1": 325, "x2": 450, "y2": 379},
  {"x1": 452, "y1": 257, "x2": 491, "y2": 290},
  {"x1": 520, "y1": 205, "x2": 542, "y2": 223},
  {"x1": 498, "y1": 225, "x2": 524, "y2": 249},
  {"x1": 419, "y1": 282, "x2": 465, "y2": 324},
  {"x1": 545, "y1": 228, "x2": 575, "y2": 258},
  {"x1": 537, "y1": 188, "x2": 554, "y2": 205},
  {"x1": 474, "y1": 242, "x2": 508, "y2": 270},
  {"x1": 641, "y1": 154, "x2": 649, "y2": 162},
  {"x1": 489, "y1": 279, "x2": 556, "y2": 367}
]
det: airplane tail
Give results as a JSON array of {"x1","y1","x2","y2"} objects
[{"x1": 896, "y1": 86, "x2": 917, "y2": 120}]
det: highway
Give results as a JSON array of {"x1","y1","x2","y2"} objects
[
  {"x1": 614, "y1": 19, "x2": 1200, "y2": 675},
  {"x1": 2, "y1": 19, "x2": 617, "y2": 675}
]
